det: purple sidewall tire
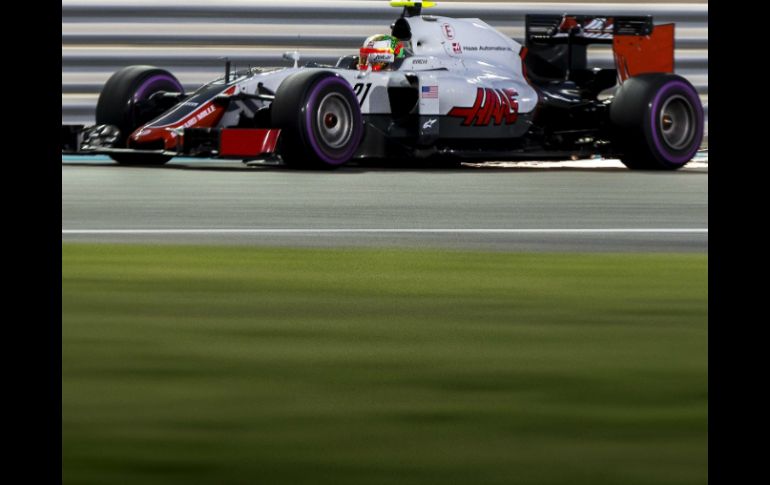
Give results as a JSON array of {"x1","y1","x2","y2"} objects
[
  {"x1": 610, "y1": 73, "x2": 704, "y2": 170},
  {"x1": 96, "y1": 66, "x2": 184, "y2": 146},
  {"x1": 303, "y1": 77, "x2": 363, "y2": 166},
  {"x1": 133, "y1": 74, "x2": 184, "y2": 103},
  {"x1": 95, "y1": 66, "x2": 183, "y2": 165},
  {"x1": 271, "y1": 70, "x2": 364, "y2": 169},
  {"x1": 647, "y1": 79, "x2": 704, "y2": 168}
]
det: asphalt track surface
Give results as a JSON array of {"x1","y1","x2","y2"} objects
[{"x1": 62, "y1": 157, "x2": 708, "y2": 252}]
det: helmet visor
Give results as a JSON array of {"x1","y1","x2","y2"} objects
[{"x1": 359, "y1": 39, "x2": 395, "y2": 69}]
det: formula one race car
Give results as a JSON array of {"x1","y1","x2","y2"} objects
[{"x1": 61, "y1": 1, "x2": 704, "y2": 170}]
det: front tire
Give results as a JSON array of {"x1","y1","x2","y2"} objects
[
  {"x1": 610, "y1": 73, "x2": 704, "y2": 170},
  {"x1": 96, "y1": 65, "x2": 184, "y2": 165},
  {"x1": 271, "y1": 71, "x2": 364, "y2": 169}
]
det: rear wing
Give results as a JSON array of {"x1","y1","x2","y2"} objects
[
  {"x1": 526, "y1": 15, "x2": 653, "y2": 44},
  {"x1": 524, "y1": 14, "x2": 674, "y2": 82}
]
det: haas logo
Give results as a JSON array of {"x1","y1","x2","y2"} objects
[{"x1": 448, "y1": 88, "x2": 520, "y2": 126}]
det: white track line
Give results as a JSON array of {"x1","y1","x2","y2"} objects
[{"x1": 62, "y1": 229, "x2": 708, "y2": 235}]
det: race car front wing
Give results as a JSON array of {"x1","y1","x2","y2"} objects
[{"x1": 61, "y1": 125, "x2": 281, "y2": 159}]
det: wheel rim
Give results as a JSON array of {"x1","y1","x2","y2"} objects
[
  {"x1": 659, "y1": 95, "x2": 696, "y2": 151},
  {"x1": 315, "y1": 92, "x2": 353, "y2": 149}
]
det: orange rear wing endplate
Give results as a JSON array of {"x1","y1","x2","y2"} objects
[{"x1": 613, "y1": 24, "x2": 675, "y2": 82}]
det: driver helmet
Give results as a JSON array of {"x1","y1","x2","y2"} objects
[{"x1": 358, "y1": 34, "x2": 406, "y2": 71}]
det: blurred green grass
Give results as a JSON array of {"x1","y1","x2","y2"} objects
[{"x1": 62, "y1": 244, "x2": 707, "y2": 485}]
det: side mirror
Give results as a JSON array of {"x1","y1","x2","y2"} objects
[{"x1": 283, "y1": 51, "x2": 300, "y2": 68}]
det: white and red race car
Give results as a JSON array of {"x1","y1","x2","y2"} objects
[{"x1": 61, "y1": 1, "x2": 704, "y2": 170}]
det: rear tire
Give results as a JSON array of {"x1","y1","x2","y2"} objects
[
  {"x1": 96, "y1": 65, "x2": 184, "y2": 165},
  {"x1": 271, "y1": 71, "x2": 364, "y2": 169},
  {"x1": 610, "y1": 73, "x2": 703, "y2": 170}
]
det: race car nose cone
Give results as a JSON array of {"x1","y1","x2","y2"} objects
[{"x1": 128, "y1": 126, "x2": 176, "y2": 150}]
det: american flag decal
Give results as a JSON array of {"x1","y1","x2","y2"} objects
[{"x1": 421, "y1": 85, "x2": 438, "y2": 98}]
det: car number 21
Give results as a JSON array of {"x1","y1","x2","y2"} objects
[{"x1": 352, "y1": 83, "x2": 373, "y2": 106}]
